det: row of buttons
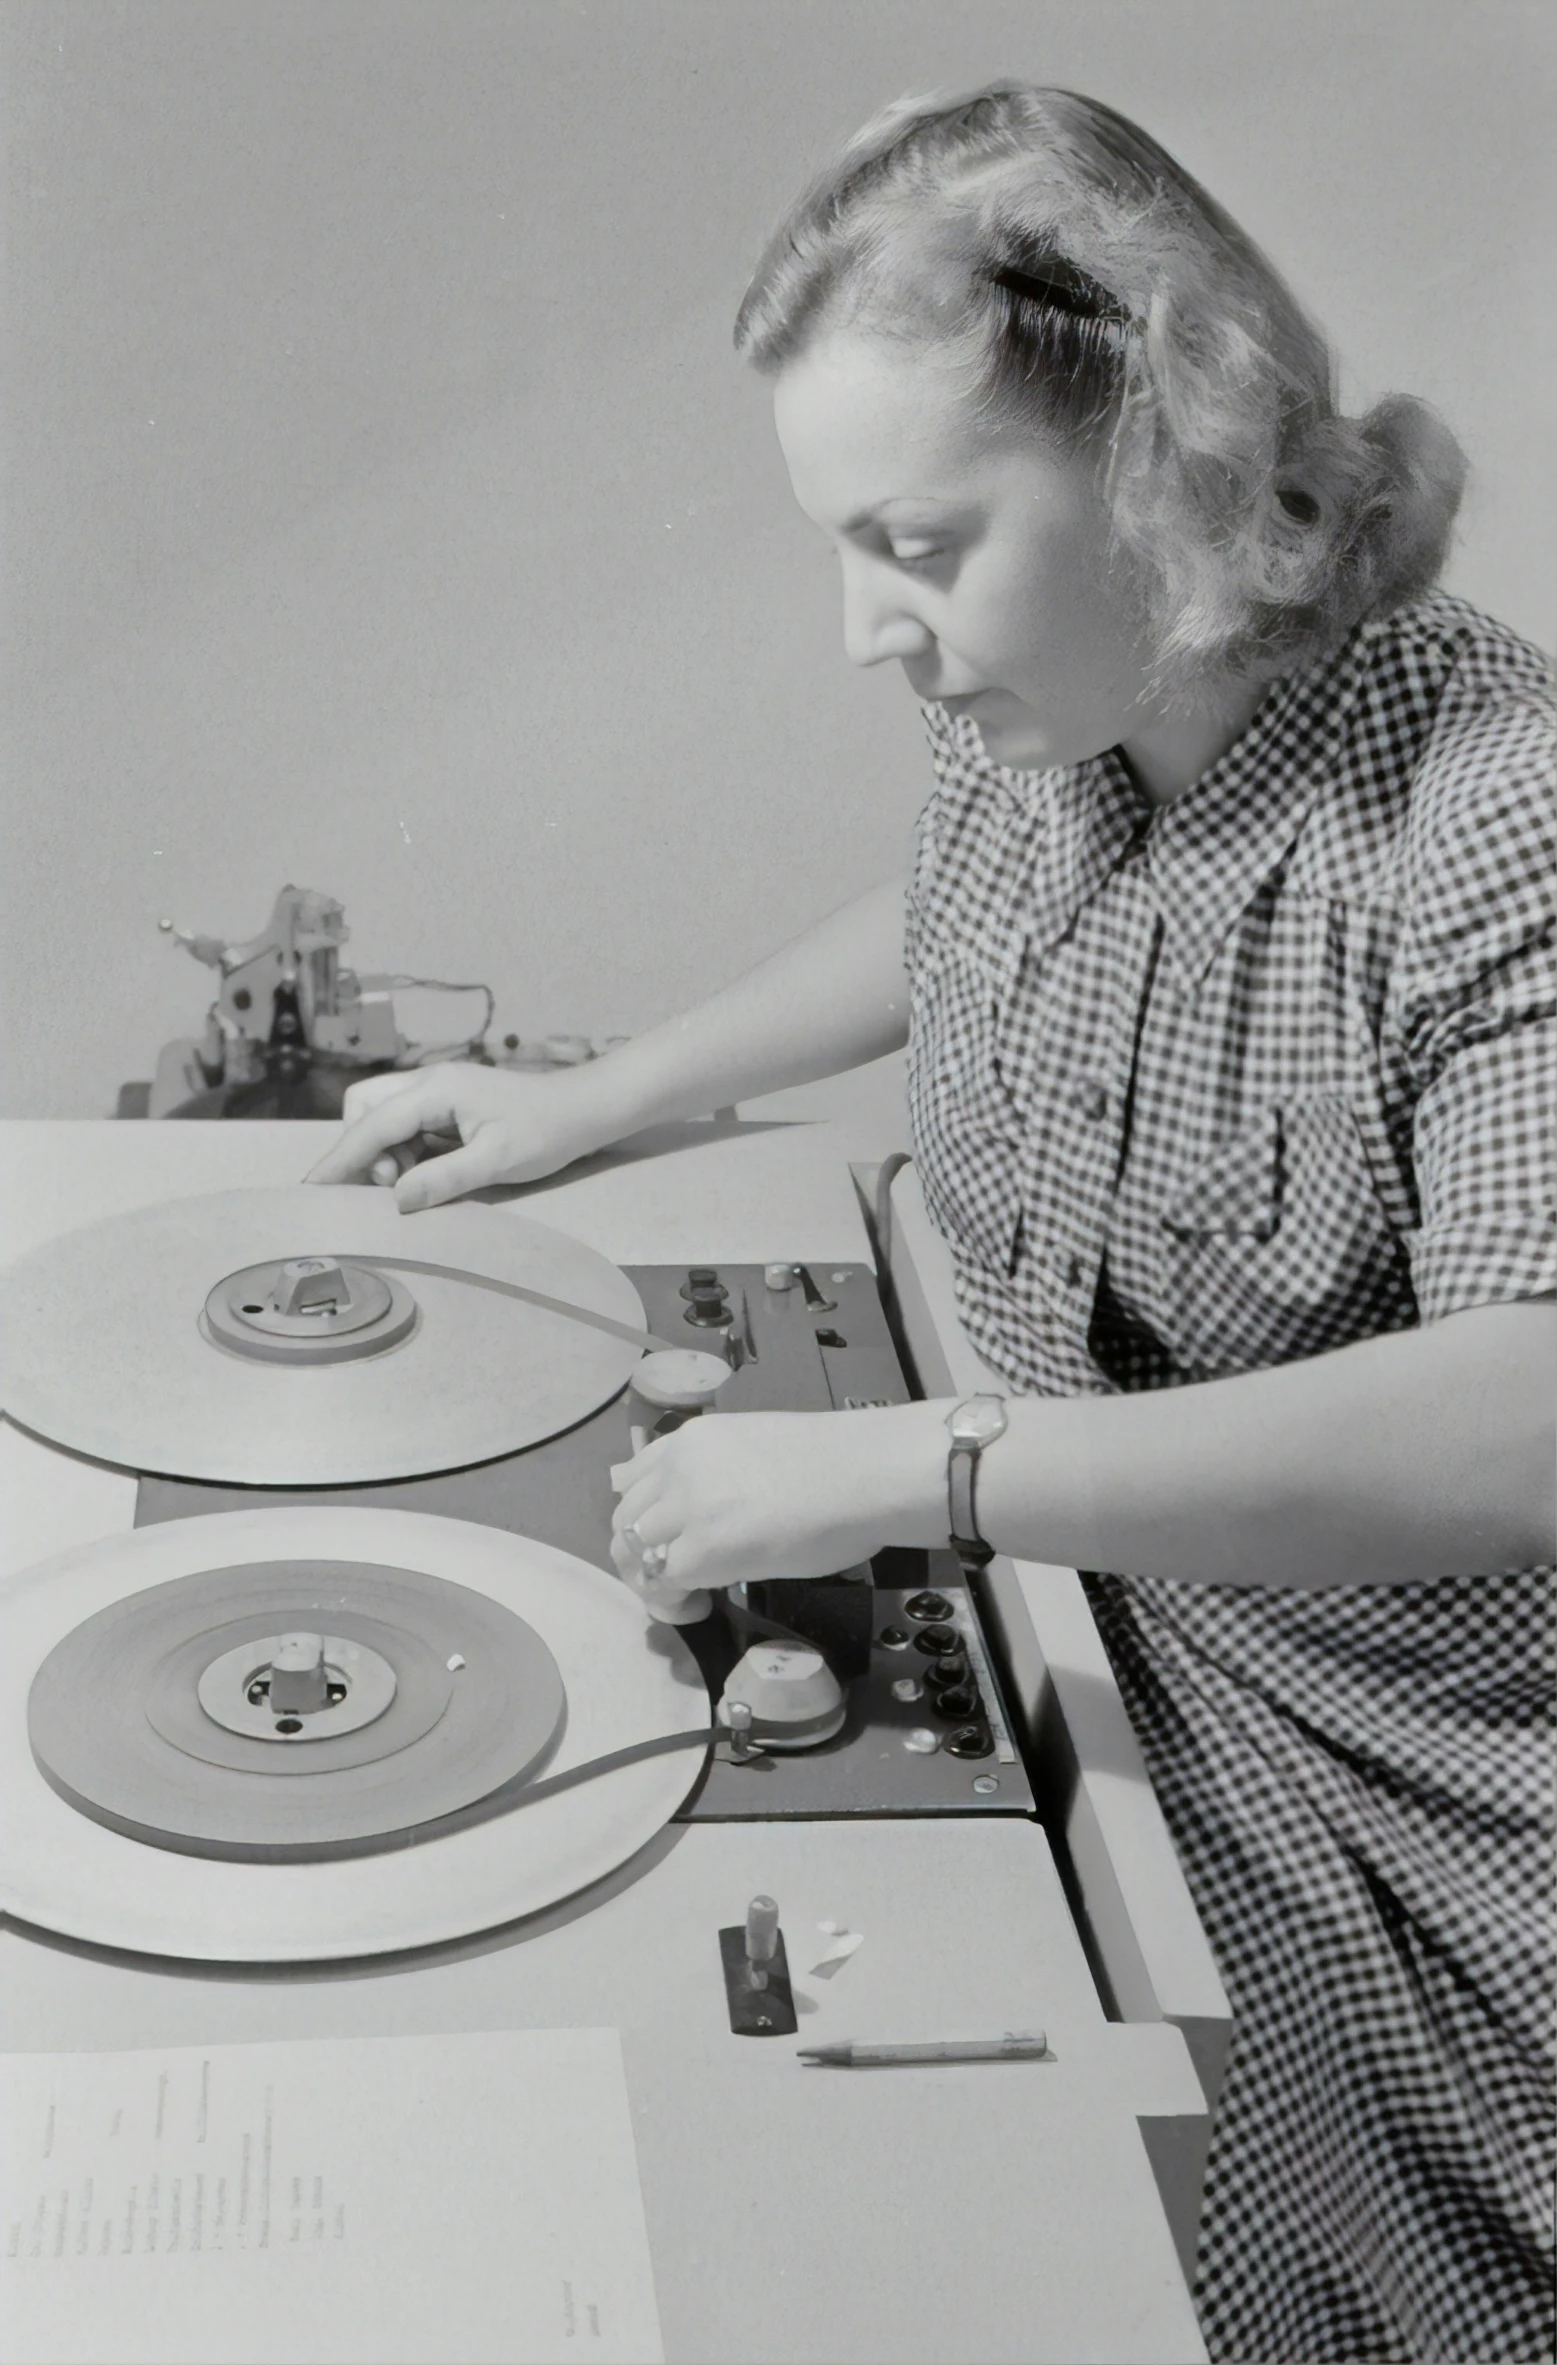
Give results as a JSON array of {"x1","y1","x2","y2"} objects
[{"x1": 878, "y1": 1589, "x2": 993, "y2": 1759}]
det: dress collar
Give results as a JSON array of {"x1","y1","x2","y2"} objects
[{"x1": 924, "y1": 628, "x2": 1364, "y2": 987}]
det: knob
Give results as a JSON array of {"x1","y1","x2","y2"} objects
[
  {"x1": 905, "y1": 1590, "x2": 955, "y2": 1622},
  {"x1": 631, "y1": 1350, "x2": 731, "y2": 1411},
  {"x1": 877, "y1": 1625, "x2": 912, "y2": 1650},
  {"x1": 745, "y1": 1896, "x2": 780, "y2": 1990},
  {"x1": 913, "y1": 1622, "x2": 961, "y2": 1657},
  {"x1": 727, "y1": 1700, "x2": 754, "y2": 1761},
  {"x1": 932, "y1": 1682, "x2": 979, "y2": 1720},
  {"x1": 925, "y1": 1651, "x2": 969, "y2": 1690},
  {"x1": 718, "y1": 1643, "x2": 846, "y2": 1749},
  {"x1": 945, "y1": 1723, "x2": 995, "y2": 1759}
]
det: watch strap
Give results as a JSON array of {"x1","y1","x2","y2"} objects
[
  {"x1": 948, "y1": 1440, "x2": 990, "y2": 1564},
  {"x1": 946, "y1": 1397, "x2": 1006, "y2": 1568}
]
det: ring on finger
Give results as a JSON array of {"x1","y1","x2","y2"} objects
[{"x1": 618, "y1": 1523, "x2": 670, "y2": 1583}]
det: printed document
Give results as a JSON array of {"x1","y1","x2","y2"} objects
[{"x1": 1, "y1": 2027, "x2": 664, "y2": 2364}]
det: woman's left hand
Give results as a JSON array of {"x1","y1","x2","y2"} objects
[{"x1": 609, "y1": 1405, "x2": 944, "y2": 1594}]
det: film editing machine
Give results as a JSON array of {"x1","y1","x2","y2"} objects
[{"x1": 0, "y1": 1116, "x2": 1222, "y2": 2365}]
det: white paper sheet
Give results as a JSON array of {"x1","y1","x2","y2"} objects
[{"x1": 1, "y1": 2029, "x2": 664, "y2": 2365}]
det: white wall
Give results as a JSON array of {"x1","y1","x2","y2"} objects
[{"x1": 4, "y1": 0, "x2": 1552, "y2": 1115}]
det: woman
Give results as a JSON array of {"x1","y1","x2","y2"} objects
[{"x1": 311, "y1": 87, "x2": 1554, "y2": 2363}]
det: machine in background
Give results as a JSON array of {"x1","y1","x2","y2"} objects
[{"x1": 122, "y1": 885, "x2": 619, "y2": 1120}]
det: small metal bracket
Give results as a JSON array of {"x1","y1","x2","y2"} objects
[{"x1": 719, "y1": 1925, "x2": 798, "y2": 2035}]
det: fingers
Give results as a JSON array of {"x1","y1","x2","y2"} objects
[
  {"x1": 609, "y1": 1522, "x2": 673, "y2": 1582},
  {"x1": 305, "y1": 1073, "x2": 451, "y2": 1185},
  {"x1": 392, "y1": 1128, "x2": 507, "y2": 1212},
  {"x1": 608, "y1": 1433, "x2": 669, "y2": 1494},
  {"x1": 341, "y1": 1071, "x2": 418, "y2": 1125},
  {"x1": 610, "y1": 1471, "x2": 665, "y2": 1539}
]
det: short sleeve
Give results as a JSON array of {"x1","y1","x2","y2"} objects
[{"x1": 1388, "y1": 664, "x2": 1557, "y2": 1319}]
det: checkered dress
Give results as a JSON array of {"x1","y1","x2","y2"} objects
[{"x1": 905, "y1": 592, "x2": 1555, "y2": 2365}]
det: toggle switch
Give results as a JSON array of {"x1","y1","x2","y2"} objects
[{"x1": 791, "y1": 1264, "x2": 837, "y2": 1315}]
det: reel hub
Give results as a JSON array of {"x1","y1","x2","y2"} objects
[{"x1": 202, "y1": 1255, "x2": 418, "y2": 1364}]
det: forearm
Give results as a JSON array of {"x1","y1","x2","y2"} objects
[
  {"x1": 871, "y1": 1300, "x2": 1555, "y2": 1587},
  {"x1": 574, "y1": 878, "x2": 910, "y2": 1138}
]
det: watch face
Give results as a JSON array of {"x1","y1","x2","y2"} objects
[{"x1": 950, "y1": 1397, "x2": 1007, "y2": 1446}]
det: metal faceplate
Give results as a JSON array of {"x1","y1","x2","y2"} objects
[{"x1": 139, "y1": 1265, "x2": 1037, "y2": 1822}]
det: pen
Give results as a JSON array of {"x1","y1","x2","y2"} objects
[{"x1": 797, "y1": 2034, "x2": 1047, "y2": 2066}]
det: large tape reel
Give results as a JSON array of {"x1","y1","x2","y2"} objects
[
  {"x1": 0, "y1": 1508, "x2": 710, "y2": 1961},
  {"x1": 0, "y1": 1187, "x2": 649, "y2": 1483}
]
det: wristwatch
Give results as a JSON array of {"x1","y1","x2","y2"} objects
[{"x1": 945, "y1": 1394, "x2": 1008, "y2": 1570}]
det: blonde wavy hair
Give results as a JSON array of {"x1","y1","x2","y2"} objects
[{"x1": 734, "y1": 86, "x2": 1467, "y2": 693}]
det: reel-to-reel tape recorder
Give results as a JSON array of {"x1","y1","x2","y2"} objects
[{"x1": 1, "y1": 1182, "x2": 1031, "y2": 1970}]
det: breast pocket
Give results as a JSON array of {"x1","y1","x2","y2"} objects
[
  {"x1": 907, "y1": 940, "x2": 1024, "y2": 1278},
  {"x1": 1158, "y1": 1095, "x2": 1417, "y2": 1375}
]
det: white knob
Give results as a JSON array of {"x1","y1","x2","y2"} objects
[
  {"x1": 745, "y1": 1895, "x2": 779, "y2": 1980},
  {"x1": 631, "y1": 1349, "x2": 731, "y2": 1411},
  {"x1": 718, "y1": 1644, "x2": 845, "y2": 1748}
]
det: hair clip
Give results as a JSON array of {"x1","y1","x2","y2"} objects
[{"x1": 988, "y1": 259, "x2": 1131, "y2": 327}]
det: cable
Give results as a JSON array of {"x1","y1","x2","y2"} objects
[{"x1": 385, "y1": 975, "x2": 496, "y2": 1065}]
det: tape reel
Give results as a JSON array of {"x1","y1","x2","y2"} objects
[
  {"x1": 1, "y1": 1187, "x2": 649, "y2": 1483},
  {"x1": 1, "y1": 1507, "x2": 711, "y2": 1961}
]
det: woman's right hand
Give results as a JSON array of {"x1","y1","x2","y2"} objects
[{"x1": 303, "y1": 1061, "x2": 618, "y2": 1210}]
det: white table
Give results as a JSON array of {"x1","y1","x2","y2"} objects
[{"x1": 1, "y1": 1119, "x2": 1208, "y2": 2365}]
